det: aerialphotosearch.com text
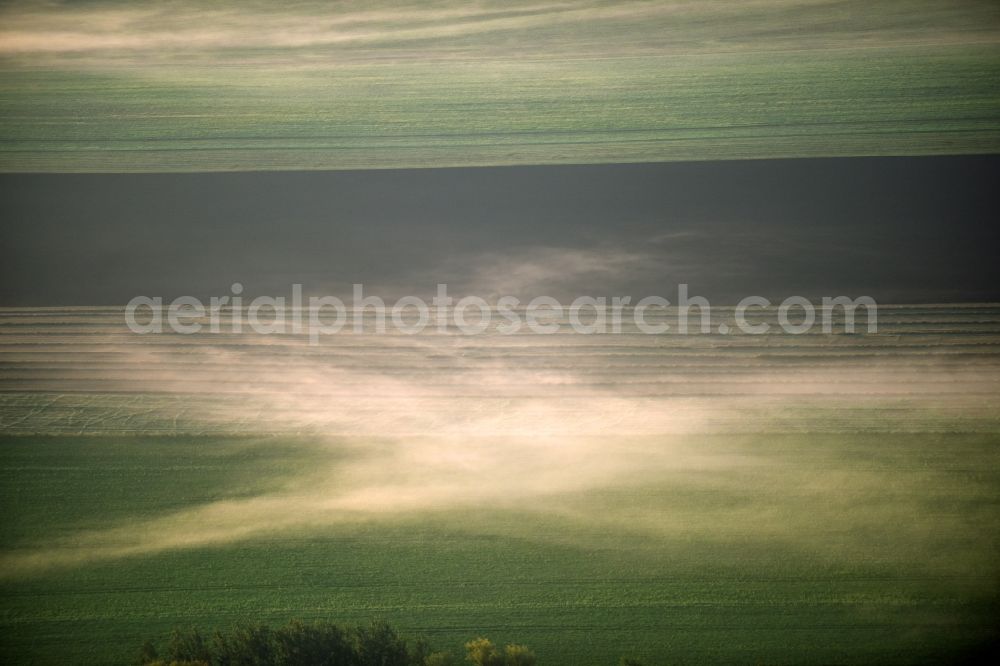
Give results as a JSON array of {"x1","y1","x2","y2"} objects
[{"x1": 125, "y1": 284, "x2": 878, "y2": 343}]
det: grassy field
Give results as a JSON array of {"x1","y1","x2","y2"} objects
[
  {"x1": 0, "y1": 305, "x2": 999, "y2": 663},
  {"x1": 1, "y1": 433, "x2": 998, "y2": 665},
  {"x1": 1, "y1": 1, "x2": 999, "y2": 172}
]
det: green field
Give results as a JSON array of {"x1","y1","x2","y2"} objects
[
  {"x1": 1, "y1": 433, "x2": 998, "y2": 665},
  {"x1": 1, "y1": 305, "x2": 999, "y2": 663},
  {"x1": 3, "y1": 4, "x2": 998, "y2": 661},
  {"x1": 2, "y1": 0, "x2": 999, "y2": 172}
]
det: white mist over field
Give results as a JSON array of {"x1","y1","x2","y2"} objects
[{"x1": 1, "y1": 303, "x2": 998, "y2": 576}]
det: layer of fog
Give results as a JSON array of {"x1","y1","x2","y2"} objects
[
  {"x1": 2, "y1": 317, "x2": 998, "y2": 578},
  {"x1": 2, "y1": 0, "x2": 997, "y2": 65}
]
